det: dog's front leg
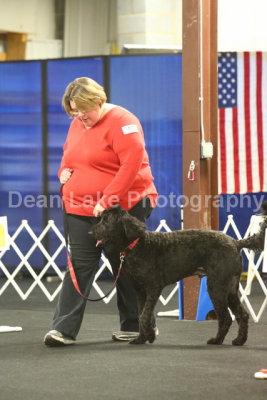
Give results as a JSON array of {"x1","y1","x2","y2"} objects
[{"x1": 130, "y1": 290, "x2": 160, "y2": 345}]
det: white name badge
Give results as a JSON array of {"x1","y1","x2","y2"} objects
[{"x1": 122, "y1": 125, "x2": 139, "y2": 135}]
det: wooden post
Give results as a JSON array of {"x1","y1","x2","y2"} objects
[{"x1": 182, "y1": 0, "x2": 218, "y2": 320}]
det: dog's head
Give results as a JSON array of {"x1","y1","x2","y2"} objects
[{"x1": 92, "y1": 205, "x2": 146, "y2": 249}]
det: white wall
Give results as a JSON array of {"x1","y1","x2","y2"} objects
[
  {"x1": 117, "y1": 0, "x2": 182, "y2": 51},
  {"x1": 64, "y1": 0, "x2": 117, "y2": 57},
  {"x1": 0, "y1": 0, "x2": 55, "y2": 39},
  {"x1": 218, "y1": 0, "x2": 267, "y2": 51},
  {"x1": 26, "y1": 39, "x2": 63, "y2": 60}
]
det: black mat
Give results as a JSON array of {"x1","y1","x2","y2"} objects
[{"x1": 0, "y1": 280, "x2": 266, "y2": 400}]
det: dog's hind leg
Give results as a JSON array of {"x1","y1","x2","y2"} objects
[
  {"x1": 206, "y1": 280, "x2": 232, "y2": 345},
  {"x1": 130, "y1": 287, "x2": 161, "y2": 345},
  {"x1": 228, "y1": 276, "x2": 249, "y2": 346},
  {"x1": 134, "y1": 285, "x2": 146, "y2": 316}
]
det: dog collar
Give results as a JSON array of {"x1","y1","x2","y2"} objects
[{"x1": 121, "y1": 237, "x2": 140, "y2": 256}]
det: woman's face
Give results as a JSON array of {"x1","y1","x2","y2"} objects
[{"x1": 70, "y1": 100, "x2": 101, "y2": 128}]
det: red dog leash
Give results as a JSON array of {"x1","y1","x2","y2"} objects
[{"x1": 66, "y1": 237, "x2": 140, "y2": 302}]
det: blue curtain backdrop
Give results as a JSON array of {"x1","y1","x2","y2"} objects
[
  {"x1": 0, "y1": 61, "x2": 43, "y2": 269},
  {"x1": 110, "y1": 55, "x2": 183, "y2": 230}
]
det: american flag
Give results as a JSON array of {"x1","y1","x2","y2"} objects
[{"x1": 218, "y1": 51, "x2": 267, "y2": 194}]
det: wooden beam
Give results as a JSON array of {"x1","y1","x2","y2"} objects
[
  {"x1": 201, "y1": 0, "x2": 219, "y2": 230},
  {"x1": 182, "y1": 0, "x2": 218, "y2": 320}
]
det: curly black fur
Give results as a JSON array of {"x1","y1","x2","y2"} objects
[{"x1": 92, "y1": 202, "x2": 267, "y2": 346}]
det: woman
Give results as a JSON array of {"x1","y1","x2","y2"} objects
[{"x1": 44, "y1": 77, "x2": 158, "y2": 346}]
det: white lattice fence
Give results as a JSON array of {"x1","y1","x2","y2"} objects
[
  {"x1": 222, "y1": 215, "x2": 267, "y2": 322},
  {"x1": 0, "y1": 220, "x2": 65, "y2": 301},
  {"x1": 0, "y1": 216, "x2": 266, "y2": 321},
  {"x1": 0, "y1": 218, "x2": 177, "y2": 306}
]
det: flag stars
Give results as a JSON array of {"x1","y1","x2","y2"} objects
[{"x1": 218, "y1": 52, "x2": 237, "y2": 108}]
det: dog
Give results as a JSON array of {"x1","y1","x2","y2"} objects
[{"x1": 92, "y1": 202, "x2": 267, "y2": 346}]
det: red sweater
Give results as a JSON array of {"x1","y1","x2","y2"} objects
[{"x1": 59, "y1": 106, "x2": 158, "y2": 216}]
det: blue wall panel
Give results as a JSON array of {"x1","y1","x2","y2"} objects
[
  {"x1": 110, "y1": 55, "x2": 183, "y2": 230},
  {"x1": 0, "y1": 61, "x2": 43, "y2": 268}
]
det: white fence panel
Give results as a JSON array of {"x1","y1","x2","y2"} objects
[{"x1": 222, "y1": 215, "x2": 267, "y2": 322}]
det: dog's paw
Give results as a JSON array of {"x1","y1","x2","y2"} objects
[
  {"x1": 207, "y1": 337, "x2": 223, "y2": 345},
  {"x1": 232, "y1": 337, "x2": 245, "y2": 346},
  {"x1": 129, "y1": 336, "x2": 146, "y2": 345},
  {"x1": 147, "y1": 332, "x2": 156, "y2": 343}
]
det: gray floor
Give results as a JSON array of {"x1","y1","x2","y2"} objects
[{"x1": 0, "y1": 279, "x2": 267, "y2": 400}]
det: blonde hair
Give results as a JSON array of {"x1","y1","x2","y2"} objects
[{"x1": 62, "y1": 77, "x2": 107, "y2": 117}]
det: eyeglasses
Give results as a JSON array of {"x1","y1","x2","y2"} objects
[{"x1": 71, "y1": 109, "x2": 88, "y2": 116}]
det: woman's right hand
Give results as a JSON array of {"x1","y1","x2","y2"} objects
[{"x1": 60, "y1": 168, "x2": 73, "y2": 184}]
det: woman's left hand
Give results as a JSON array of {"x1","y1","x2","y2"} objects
[{"x1": 93, "y1": 203, "x2": 105, "y2": 217}]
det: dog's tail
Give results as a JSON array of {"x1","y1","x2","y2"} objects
[{"x1": 236, "y1": 201, "x2": 267, "y2": 253}]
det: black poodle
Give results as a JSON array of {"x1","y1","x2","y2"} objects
[{"x1": 92, "y1": 202, "x2": 267, "y2": 345}]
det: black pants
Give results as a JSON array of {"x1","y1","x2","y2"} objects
[{"x1": 51, "y1": 197, "x2": 153, "y2": 339}]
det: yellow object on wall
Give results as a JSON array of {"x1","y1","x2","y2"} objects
[
  {"x1": 0, "y1": 217, "x2": 9, "y2": 250},
  {"x1": 0, "y1": 224, "x2": 6, "y2": 247}
]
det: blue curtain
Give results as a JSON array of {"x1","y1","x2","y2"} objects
[
  {"x1": 110, "y1": 55, "x2": 183, "y2": 230},
  {"x1": 0, "y1": 61, "x2": 43, "y2": 268}
]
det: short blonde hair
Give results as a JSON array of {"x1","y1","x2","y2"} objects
[{"x1": 62, "y1": 77, "x2": 107, "y2": 117}]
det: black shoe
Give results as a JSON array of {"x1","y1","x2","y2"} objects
[{"x1": 44, "y1": 330, "x2": 75, "y2": 346}]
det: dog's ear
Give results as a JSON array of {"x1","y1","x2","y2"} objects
[{"x1": 121, "y1": 213, "x2": 146, "y2": 241}]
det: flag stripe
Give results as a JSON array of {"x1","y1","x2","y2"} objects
[
  {"x1": 237, "y1": 53, "x2": 247, "y2": 194},
  {"x1": 217, "y1": 110, "x2": 222, "y2": 193},
  {"x1": 249, "y1": 52, "x2": 260, "y2": 192},
  {"x1": 244, "y1": 52, "x2": 253, "y2": 193},
  {"x1": 256, "y1": 51, "x2": 264, "y2": 191},
  {"x1": 232, "y1": 107, "x2": 240, "y2": 193},
  {"x1": 262, "y1": 52, "x2": 267, "y2": 193},
  {"x1": 219, "y1": 108, "x2": 227, "y2": 193},
  {"x1": 225, "y1": 108, "x2": 235, "y2": 192}
]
